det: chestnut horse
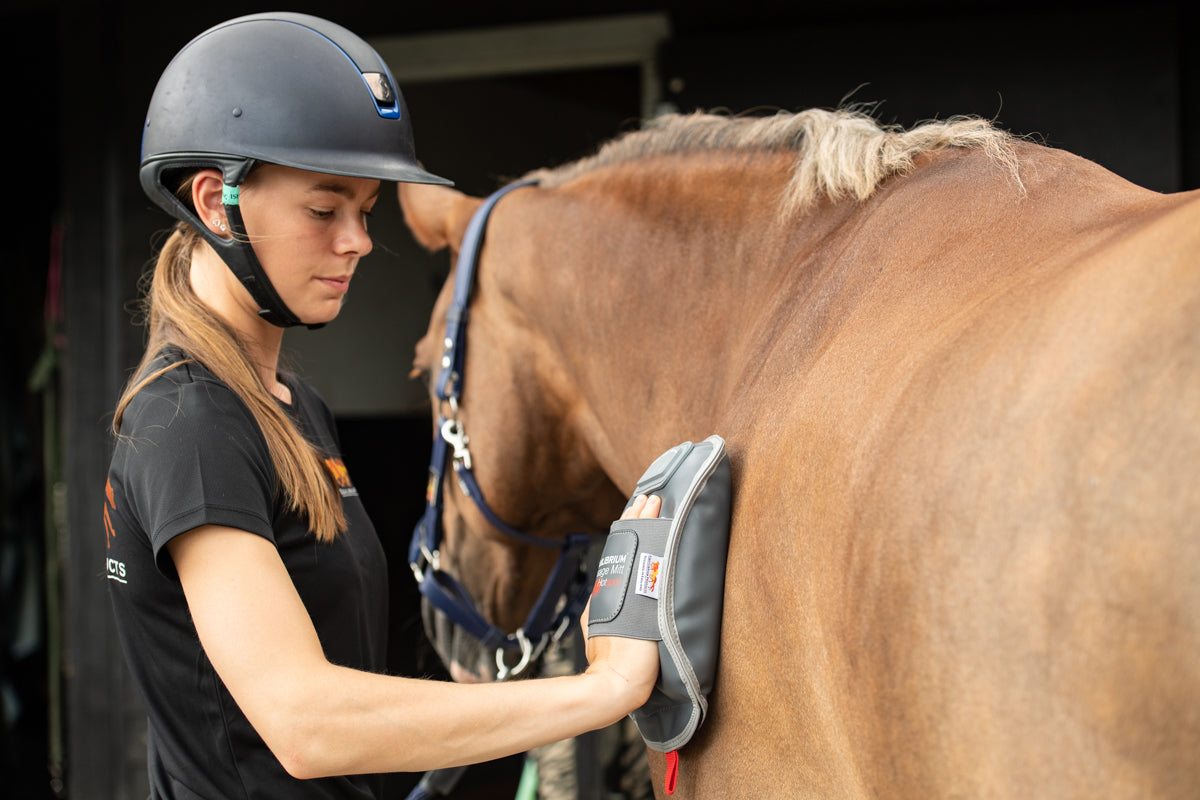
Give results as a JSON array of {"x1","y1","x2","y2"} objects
[{"x1": 399, "y1": 108, "x2": 1200, "y2": 798}]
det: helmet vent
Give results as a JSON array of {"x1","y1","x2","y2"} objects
[{"x1": 363, "y1": 73, "x2": 400, "y2": 119}]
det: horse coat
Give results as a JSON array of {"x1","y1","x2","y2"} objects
[{"x1": 400, "y1": 108, "x2": 1200, "y2": 799}]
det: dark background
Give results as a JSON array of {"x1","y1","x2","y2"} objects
[{"x1": 2, "y1": 0, "x2": 1196, "y2": 797}]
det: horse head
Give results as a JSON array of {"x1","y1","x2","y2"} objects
[{"x1": 400, "y1": 180, "x2": 624, "y2": 682}]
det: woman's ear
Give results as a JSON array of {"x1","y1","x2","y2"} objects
[{"x1": 192, "y1": 169, "x2": 230, "y2": 238}]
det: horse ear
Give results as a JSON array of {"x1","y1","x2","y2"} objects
[{"x1": 397, "y1": 182, "x2": 482, "y2": 253}]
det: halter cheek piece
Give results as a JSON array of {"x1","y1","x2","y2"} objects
[{"x1": 409, "y1": 179, "x2": 597, "y2": 680}]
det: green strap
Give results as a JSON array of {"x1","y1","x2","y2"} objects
[
  {"x1": 222, "y1": 184, "x2": 240, "y2": 205},
  {"x1": 514, "y1": 756, "x2": 538, "y2": 800}
]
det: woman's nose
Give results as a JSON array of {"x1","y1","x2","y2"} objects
[{"x1": 336, "y1": 216, "x2": 373, "y2": 256}]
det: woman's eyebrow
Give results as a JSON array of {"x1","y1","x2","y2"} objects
[{"x1": 307, "y1": 182, "x2": 382, "y2": 201}]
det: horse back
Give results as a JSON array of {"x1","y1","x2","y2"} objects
[{"x1": 701, "y1": 147, "x2": 1200, "y2": 798}]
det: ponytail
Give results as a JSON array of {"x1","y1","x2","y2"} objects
[{"x1": 114, "y1": 222, "x2": 346, "y2": 541}]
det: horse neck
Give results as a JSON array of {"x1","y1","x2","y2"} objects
[{"x1": 518, "y1": 151, "x2": 852, "y2": 487}]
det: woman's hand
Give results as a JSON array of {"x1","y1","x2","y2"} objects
[{"x1": 582, "y1": 494, "x2": 663, "y2": 711}]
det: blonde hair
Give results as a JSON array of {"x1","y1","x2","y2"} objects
[
  {"x1": 113, "y1": 220, "x2": 346, "y2": 542},
  {"x1": 530, "y1": 107, "x2": 1023, "y2": 214}
]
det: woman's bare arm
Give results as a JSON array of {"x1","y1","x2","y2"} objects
[{"x1": 166, "y1": 495, "x2": 661, "y2": 779}]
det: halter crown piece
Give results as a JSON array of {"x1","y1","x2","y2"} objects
[{"x1": 408, "y1": 179, "x2": 596, "y2": 681}]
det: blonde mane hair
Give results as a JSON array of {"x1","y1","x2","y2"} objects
[
  {"x1": 530, "y1": 107, "x2": 1022, "y2": 214},
  {"x1": 113, "y1": 221, "x2": 346, "y2": 542}
]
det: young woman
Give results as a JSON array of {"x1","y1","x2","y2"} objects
[{"x1": 104, "y1": 13, "x2": 659, "y2": 798}]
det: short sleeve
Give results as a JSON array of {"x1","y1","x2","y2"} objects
[{"x1": 113, "y1": 371, "x2": 277, "y2": 572}]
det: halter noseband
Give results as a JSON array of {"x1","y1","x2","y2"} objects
[{"x1": 408, "y1": 179, "x2": 594, "y2": 680}]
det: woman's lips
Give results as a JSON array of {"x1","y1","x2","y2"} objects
[{"x1": 317, "y1": 275, "x2": 352, "y2": 293}]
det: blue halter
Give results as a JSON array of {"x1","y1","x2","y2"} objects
[{"x1": 408, "y1": 179, "x2": 595, "y2": 680}]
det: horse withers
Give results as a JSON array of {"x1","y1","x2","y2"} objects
[{"x1": 399, "y1": 108, "x2": 1200, "y2": 798}]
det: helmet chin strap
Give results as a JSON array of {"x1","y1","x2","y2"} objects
[{"x1": 215, "y1": 183, "x2": 326, "y2": 331}]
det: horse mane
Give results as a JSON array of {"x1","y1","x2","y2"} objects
[{"x1": 528, "y1": 107, "x2": 1023, "y2": 214}]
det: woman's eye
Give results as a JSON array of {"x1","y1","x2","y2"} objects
[{"x1": 310, "y1": 208, "x2": 334, "y2": 218}]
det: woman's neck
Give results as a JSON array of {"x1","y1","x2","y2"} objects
[{"x1": 190, "y1": 243, "x2": 290, "y2": 403}]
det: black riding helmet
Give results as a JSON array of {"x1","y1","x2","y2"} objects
[{"x1": 140, "y1": 12, "x2": 452, "y2": 328}]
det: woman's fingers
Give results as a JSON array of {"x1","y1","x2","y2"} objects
[{"x1": 619, "y1": 494, "x2": 662, "y2": 521}]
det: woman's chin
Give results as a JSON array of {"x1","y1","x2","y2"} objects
[{"x1": 295, "y1": 301, "x2": 345, "y2": 327}]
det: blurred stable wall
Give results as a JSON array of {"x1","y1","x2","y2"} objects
[{"x1": 0, "y1": 0, "x2": 1193, "y2": 797}]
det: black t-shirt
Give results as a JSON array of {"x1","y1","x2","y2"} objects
[{"x1": 105, "y1": 349, "x2": 388, "y2": 799}]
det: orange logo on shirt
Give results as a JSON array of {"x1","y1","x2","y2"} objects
[
  {"x1": 103, "y1": 478, "x2": 116, "y2": 549},
  {"x1": 323, "y1": 458, "x2": 352, "y2": 489}
]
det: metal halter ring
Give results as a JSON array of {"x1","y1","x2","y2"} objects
[{"x1": 495, "y1": 628, "x2": 537, "y2": 681}]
